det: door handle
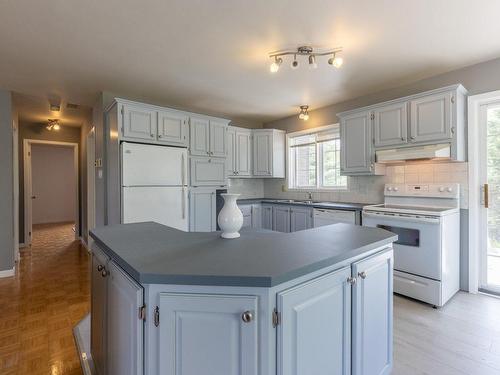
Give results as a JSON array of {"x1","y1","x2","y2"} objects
[
  {"x1": 31, "y1": 195, "x2": 36, "y2": 199},
  {"x1": 484, "y1": 183, "x2": 489, "y2": 209}
]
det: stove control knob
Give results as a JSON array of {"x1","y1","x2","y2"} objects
[
  {"x1": 393, "y1": 187, "x2": 399, "y2": 192},
  {"x1": 446, "y1": 187, "x2": 453, "y2": 193},
  {"x1": 439, "y1": 187, "x2": 445, "y2": 192}
]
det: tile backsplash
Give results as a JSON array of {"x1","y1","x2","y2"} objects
[
  {"x1": 228, "y1": 178, "x2": 265, "y2": 199},
  {"x1": 260, "y1": 161, "x2": 469, "y2": 209}
]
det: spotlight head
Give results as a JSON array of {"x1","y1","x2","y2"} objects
[{"x1": 270, "y1": 56, "x2": 283, "y2": 73}]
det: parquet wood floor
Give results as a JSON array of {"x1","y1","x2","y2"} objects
[{"x1": 0, "y1": 223, "x2": 90, "y2": 375}]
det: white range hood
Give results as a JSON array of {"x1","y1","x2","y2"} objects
[{"x1": 376, "y1": 143, "x2": 451, "y2": 163}]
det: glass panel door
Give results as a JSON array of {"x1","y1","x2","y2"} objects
[{"x1": 480, "y1": 104, "x2": 500, "y2": 293}]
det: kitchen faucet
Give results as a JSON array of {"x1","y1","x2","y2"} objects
[{"x1": 306, "y1": 191, "x2": 313, "y2": 201}]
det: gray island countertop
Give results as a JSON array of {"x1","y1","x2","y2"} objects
[{"x1": 90, "y1": 222, "x2": 396, "y2": 287}]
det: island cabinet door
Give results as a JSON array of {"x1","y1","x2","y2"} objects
[
  {"x1": 352, "y1": 249, "x2": 393, "y2": 375},
  {"x1": 277, "y1": 267, "x2": 352, "y2": 375},
  {"x1": 158, "y1": 293, "x2": 258, "y2": 375}
]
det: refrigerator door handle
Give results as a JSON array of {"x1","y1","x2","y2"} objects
[
  {"x1": 181, "y1": 153, "x2": 186, "y2": 186},
  {"x1": 182, "y1": 187, "x2": 186, "y2": 219}
]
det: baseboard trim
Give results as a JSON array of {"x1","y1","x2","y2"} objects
[
  {"x1": 80, "y1": 238, "x2": 91, "y2": 253},
  {"x1": 19, "y1": 242, "x2": 26, "y2": 248},
  {"x1": 0, "y1": 266, "x2": 15, "y2": 278}
]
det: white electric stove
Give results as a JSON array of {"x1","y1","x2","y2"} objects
[{"x1": 362, "y1": 183, "x2": 460, "y2": 307}]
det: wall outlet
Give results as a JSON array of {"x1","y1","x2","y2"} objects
[{"x1": 282, "y1": 184, "x2": 288, "y2": 192}]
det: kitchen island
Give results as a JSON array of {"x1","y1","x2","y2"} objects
[{"x1": 90, "y1": 222, "x2": 397, "y2": 375}]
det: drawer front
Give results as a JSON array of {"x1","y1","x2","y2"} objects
[
  {"x1": 190, "y1": 157, "x2": 226, "y2": 186},
  {"x1": 394, "y1": 270, "x2": 441, "y2": 306}
]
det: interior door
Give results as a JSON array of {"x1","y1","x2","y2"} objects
[
  {"x1": 121, "y1": 143, "x2": 187, "y2": 186},
  {"x1": 479, "y1": 102, "x2": 500, "y2": 294},
  {"x1": 122, "y1": 186, "x2": 188, "y2": 231},
  {"x1": 158, "y1": 293, "x2": 258, "y2": 375},
  {"x1": 122, "y1": 103, "x2": 157, "y2": 141},
  {"x1": 277, "y1": 267, "x2": 351, "y2": 375}
]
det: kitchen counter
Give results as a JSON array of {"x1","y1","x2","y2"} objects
[
  {"x1": 90, "y1": 222, "x2": 396, "y2": 287},
  {"x1": 237, "y1": 197, "x2": 369, "y2": 211}
]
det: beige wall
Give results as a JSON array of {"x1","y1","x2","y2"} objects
[
  {"x1": 31, "y1": 144, "x2": 76, "y2": 224},
  {"x1": 264, "y1": 56, "x2": 500, "y2": 132}
]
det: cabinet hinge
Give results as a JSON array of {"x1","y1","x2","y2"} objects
[
  {"x1": 272, "y1": 308, "x2": 281, "y2": 328},
  {"x1": 139, "y1": 305, "x2": 146, "y2": 321},
  {"x1": 154, "y1": 306, "x2": 160, "y2": 327}
]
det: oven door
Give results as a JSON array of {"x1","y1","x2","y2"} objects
[{"x1": 362, "y1": 211, "x2": 442, "y2": 280}]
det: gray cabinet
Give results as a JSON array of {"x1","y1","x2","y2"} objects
[
  {"x1": 409, "y1": 91, "x2": 453, "y2": 143},
  {"x1": 273, "y1": 205, "x2": 291, "y2": 233},
  {"x1": 251, "y1": 204, "x2": 262, "y2": 229},
  {"x1": 158, "y1": 293, "x2": 258, "y2": 375},
  {"x1": 373, "y1": 102, "x2": 408, "y2": 147},
  {"x1": 122, "y1": 103, "x2": 157, "y2": 141},
  {"x1": 91, "y1": 247, "x2": 109, "y2": 375},
  {"x1": 290, "y1": 207, "x2": 312, "y2": 232},
  {"x1": 352, "y1": 249, "x2": 393, "y2": 375},
  {"x1": 227, "y1": 127, "x2": 253, "y2": 177},
  {"x1": 190, "y1": 117, "x2": 228, "y2": 157},
  {"x1": 278, "y1": 266, "x2": 352, "y2": 375},
  {"x1": 157, "y1": 110, "x2": 188, "y2": 146},
  {"x1": 106, "y1": 261, "x2": 144, "y2": 375},
  {"x1": 340, "y1": 111, "x2": 376, "y2": 175},
  {"x1": 252, "y1": 129, "x2": 285, "y2": 178},
  {"x1": 190, "y1": 157, "x2": 226, "y2": 187},
  {"x1": 262, "y1": 204, "x2": 273, "y2": 230},
  {"x1": 240, "y1": 204, "x2": 252, "y2": 228},
  {"x1": 189, "y1": 188, "x2": 216, "y2": 232}
]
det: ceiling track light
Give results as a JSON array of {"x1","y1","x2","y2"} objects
[
  {"x1": 298, "y1": 105, "x2": 310, "y2": 121},
  {"x1": 269, "y1": 45, "x2": 343, "y2": 72},
  {"x1": 47, "y1": 119, "x2": 61, "y2": 131}
]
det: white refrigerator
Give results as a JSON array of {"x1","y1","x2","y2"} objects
[{"x1": 121, "y1": 142, "x2": 189, "y2": 231}]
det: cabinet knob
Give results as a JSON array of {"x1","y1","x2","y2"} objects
[
  {"x1": 410, "y1": 136, "x2": 415, "y2": 140},
  {"x1": 241, "y1": 311, "x2": 253, "y2": 323},
  {"x1": 150, "y1": 134, "x2": 154, "y2": 138},
  {"x1": 101, "y1": 268, "x2": 109, "y2": 277},
  {"x1": 97, "y1": 264, "x2": 104, "y2": 272},
  {"x1": 358, "y1": 271, "x2": 367, "y2": 279},
  {"x1": 347, "y1": 276, "x2": 357, "y2": 285},
  {"x1": 401, "y1": 137, "x2": 405, "y2": 141},
  {"x1": 158, "y1": 135, "x2": 162, "y2": 138}
]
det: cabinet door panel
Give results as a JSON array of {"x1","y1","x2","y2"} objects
[
  {"x1": 290, "y1": 207, "x2": 312, "y2": 232},
  {"x1": 261, "y1": 205, "x2": 273, "y2": 230},
  {"x1": 278, "y1": 267, "x2": 351, "y2": 375},
  {"x1": 210, "y1": 120, "x2": 227, "y2": 157},
  {"x1": 251, "y1": 204, "x2": 262, "y2": 229},
  {"x1": 190, "y1": 117, "x2": 210, "y2": 156},
  {"x1": 159, "y1": 293, "x2": 258, "y2": 375},
  {"x1": 107, "y1": 261, "x2": 144, "y2": 375},
  {"x1": 91, "y1": 247, "x2": 109, "y2": 375},
  {"x1": 227, "y1": 128, "x2": 237, "y2": 176},
  {"x1": 190, "y1": 157, "x2": 226, "y2": 186},
  {"x1": 410, "y1": 92, "x2": 452, "y2": 142},
  {"x1": 374, "y1": 102, "x2": 408, "y2": 147},
  {"x1": 158, "y1": 111, "x2": 188, "y2": 146},
  {"x1": 236, "y1": 130, "x2": 252, "y2": 176},
  {"x1": 340, "y1": 111, "x2": 373, "y2": 174},
  {"x1": 273, "y1": 205, "x2": 290, "y2": 233},
  {"x1": 352, "y1": 249, "x2": 393, "y2": 375},
  {"x1": 253, "y1": 133, "x2": 272, "y2": 176},
  {"x1": 122, "y1": 104, "x2": 157, "y2": 141},
  {"x1": 189, "y1": 188, "x2": 216, "y2": 232}
]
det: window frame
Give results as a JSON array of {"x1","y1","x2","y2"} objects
[{"x1": 286, "y1": 124, "x2": 348, "y2": 192}]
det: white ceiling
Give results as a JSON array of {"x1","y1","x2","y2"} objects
[{"x1": 1, "y1": 0, "x2": 500, "y2": 123}]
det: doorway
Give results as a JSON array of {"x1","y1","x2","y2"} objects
[{"x1": 23, "y1": 139, "x2": 79, "y2": 246}]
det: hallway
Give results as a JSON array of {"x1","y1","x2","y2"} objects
[{"x1": 0, "y1": 223, "x2": 90, "y2": 375}]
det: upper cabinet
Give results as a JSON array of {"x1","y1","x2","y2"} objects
[
  {"x1": 252, "y1": 129, "x2": 286, "y2": 178},
  {"x1": 227, "y1": 126, "x2": 252, "y2": 177},
  {"x1": 157, "y1": 110, "x2": 188, "y2": 146},
  {"x1": 338, "y1": 84, "x2": 467, "y2": 175},
  {"x1": 190, "y1": 117, "x2": 228, "y2": 157},
  {"x1": 373, "y1": 102, "x2": 408, "y2": 147},
  {"x1": 122, "y1": 103, "x2": 158, "y2": 141}
]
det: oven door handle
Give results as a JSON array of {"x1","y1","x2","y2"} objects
[{"x1": 362, "y1": 211, "x2": 440, "y2": 224}]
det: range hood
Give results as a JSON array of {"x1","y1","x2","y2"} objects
[{"x1": 376, "y1": 143, "x2": 451, "y2": 163}]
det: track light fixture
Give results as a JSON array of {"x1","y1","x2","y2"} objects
[
  {"x1": 298, "y1": 105, "x2": 310, "y2": 121},
  {"x1": 47, "y1": 119, "x2": 61, "y2": 131},
  {"x1": 269, "y1": 46, "x2": 343, "y2": 72}
]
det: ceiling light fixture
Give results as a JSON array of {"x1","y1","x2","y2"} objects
[
  {"x1": 298, "y1": 105, "x2": 310, "y2": 121},
  {"x1": 269, "y1": 45, "x2": 343, "y2": 72},
  {"x1": 47, "y1": 119, "x2": 61, "y2": 131}
]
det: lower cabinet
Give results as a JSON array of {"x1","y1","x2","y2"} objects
[
  {"x1": 290, "y1": 207, "x2": 313, "y2": 232},
  {"x1": 262, "y1": 204, "x2": 273, "y2": 230},
  {"x1": 277, "y1": 266, "x2": 351, "y2": 375},
  {"x1": 352, "y1": 249, "x2": 394, "y2": 375},
  {"x1": 158, "y1": 293, "x2": 258, "y2": 375},
  {"x1": 273, "y1": 205, "x2": 291, "y2": 232},
  {"x1": 251, "y1": 204, "x2": 262, "y2": 229},
  {"x1": 91, "y1": 248, "x2": 144, "y2": 375},
  {"x1": 189, "y1": 188, "x2": 216, "y2": 232}
]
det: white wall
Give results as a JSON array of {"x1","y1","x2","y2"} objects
[{"x1": 31, "y1": 144, "x2": 76, "y2": 225}]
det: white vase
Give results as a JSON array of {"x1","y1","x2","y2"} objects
[{"x1": 218, "y1": 193, "x2": 243, "y2": 239}]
